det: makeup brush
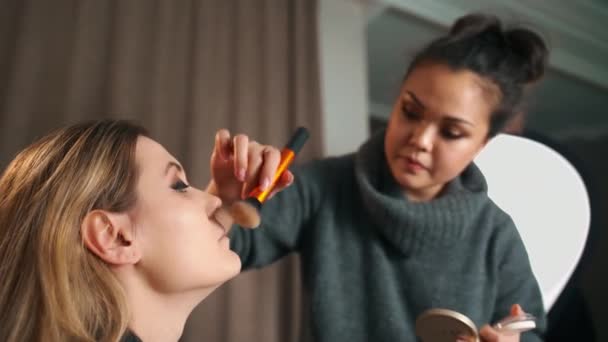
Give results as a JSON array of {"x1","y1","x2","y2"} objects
[{"x1": 229, "y1": 127, "x2": 309, "y2": 228}]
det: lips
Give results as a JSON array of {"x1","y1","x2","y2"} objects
[
  {"x1": 397, "y1": 155, "x2": 428, "y2": 173},
  {"x1": 211, "y1": 207, "x2": 233, "y2": 241},
  {"x1": 406, "y1": 157, "x2": 426, "y2": 169},
  {"x1": 214, "y1": 207, "x2": 234, "y2": 231},
  {"x1": 216, "y1": 223, "x2": 227, "y2": 238}
]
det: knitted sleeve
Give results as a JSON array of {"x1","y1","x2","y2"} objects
[
  {"x1": 493, "y1": 216, "x2": 547, "y2": 342},
  {"x1": 229, "y1": 158, "x2": 328, "y2": 269}
]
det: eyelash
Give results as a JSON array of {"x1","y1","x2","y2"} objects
[
  {"x1": 171, "y1": 180, "x2": 190, "y2": 192},
  {"x1": 441, "y1": 129, "x2": 463, "y2": 140},
  {"x1": 402, "y1": 105, "x2": 421, "y2": 121},
  {"x1": 402, "y1": 105, "x2": 465, "y2": 140}
]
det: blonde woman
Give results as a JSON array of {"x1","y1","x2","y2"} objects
[{"x1": 0, "y1": 120, "x2": 289, "y2": 341}]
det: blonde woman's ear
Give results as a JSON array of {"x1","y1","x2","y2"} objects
[{"x1": 81, "y1": 210, "x2": 141, "y2": 265}]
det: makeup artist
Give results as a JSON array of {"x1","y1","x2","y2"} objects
[{"x1": 209, "y1": 13, "x2": 549, "y2": 342}]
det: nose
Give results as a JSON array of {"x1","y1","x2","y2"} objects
[
  {"x1": 408, "y1": 123, "x2": 435, "y2": 152},
  {"x1": 202, "y1": 190, "x2": 223, "y2": 214}
]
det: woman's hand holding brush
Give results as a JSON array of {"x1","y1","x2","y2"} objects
[{"x1": 207, "y1": 128, "x2": 307, "y2": 228}]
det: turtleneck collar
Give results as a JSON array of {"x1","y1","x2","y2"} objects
[{"x1": 354, "y1": 129, "x2": 489, "y2": 256}]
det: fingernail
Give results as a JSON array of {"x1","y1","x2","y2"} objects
[
  {"x1": 261, "y1": 177, "x2": 270, "y2": 190},
  {"x1": 238, "y1": 168, "x2": 246, "y2": 181}
]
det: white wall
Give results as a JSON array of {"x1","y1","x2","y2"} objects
[{"x1": 317, "y1": 0, "x2": 370, "y2": 157}]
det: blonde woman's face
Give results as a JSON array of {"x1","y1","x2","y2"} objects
[{"x1": 129, "y1": 136, "x2": 240, "y2": 293}]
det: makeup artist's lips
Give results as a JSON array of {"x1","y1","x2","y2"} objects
[{"x1": 397, "y1": 156, "x2": 428, "y2": 173}]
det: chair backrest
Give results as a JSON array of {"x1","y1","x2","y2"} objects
[{"x1": 474, "y1": 133, "x2": 591, "y2": 311}]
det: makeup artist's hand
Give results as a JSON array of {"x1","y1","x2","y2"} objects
[
  {"x1": 207, "y1": 129, "x2": 294, "y2": 206},
  {"x1": 476, "y1": 305, "x2": 525, "y2": 342}
]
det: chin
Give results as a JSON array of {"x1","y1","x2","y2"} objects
[
  {"x1": 185, "y1": 254, "x2": 242, "y2": 292},
  {"x1": 220, "y1": 251, "x2": 242, "y2": 280},
  {"x1": 391, "y1": 167, "x2": 419, "y2": 189},
  {"x1": 227, "y1": 253, "x2": 242, "y2": 277}
]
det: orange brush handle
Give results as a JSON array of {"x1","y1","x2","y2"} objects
[{"x1": 247, "y1": 148, "x2": 295, "y2": 203}]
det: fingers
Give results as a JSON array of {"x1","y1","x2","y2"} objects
[
  {"x1": 267, "y1": 171, "x2": 294, "y2": 199},
  {"x1": 479, "y1": 325, "x2": 500, "y2": 342},
  {"x1": 214, "y1": 129, "x2": 232, "y2": 161},
  {"x1": 277, "y1": 170, "x2": 295, "y2": 191},
  {"x1": 510, "y1": 304, "x2": 525, "y2": 316},
  {"x1": 259, "y1": 146, "x2": 281, "y2": 190},
  {"x1": 241, "y1": 144, "x2": 283, "y2": 198},
  {"x1": 233, "y1": 134, "x2": 249, "y2": 181},
  {"x1": 242, "y1": 142, "x2": 264, "y2": 198},
  {"x1": 214, "y1": 130, "x2": 295, "y2": 200}
]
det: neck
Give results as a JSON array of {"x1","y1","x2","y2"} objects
[
  {"x1": 116, "y1": 269, "x2": 217, "y2": 342},
  {"x1": 354, "y1": 129, "x2": 489, "y2": 255}
]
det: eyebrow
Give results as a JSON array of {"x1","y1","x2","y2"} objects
[
  {"x1": 444, "y1": 117, "x2": 475, "y2": 127},
  {"x1": 165, "y1": 161, "x2": 183, "y2": 175},
  {"x1": 405, "y1": 91, "x2": 426, "y2": 109},
  {"x1": 403, "y1": 90, "x2": 475, "y2": 127}
]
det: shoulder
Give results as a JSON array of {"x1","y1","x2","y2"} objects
[
  {"x1": 479, "y1": 198, "x2": 532, "y2": 270},
  {"x1": 476, "y1": 197, "x2": 521, "y2": 244},
  {"x1": 297, "y1": 153, "x2": 355, "y2": 174},
  {"x1": 270, "y1": 153, "x2": 357, "y2": 209},
  {"x1": 480, "y1": 197, "x2": 513, "y2": 227},
  {"x1": 293, "y1": 153, "x2": 356, "y2": 186}
]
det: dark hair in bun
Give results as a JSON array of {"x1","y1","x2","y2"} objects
[{"x1": 407, "y1": 13, "x2": 549, "y2": 136}]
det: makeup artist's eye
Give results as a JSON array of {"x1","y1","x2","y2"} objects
[
  {"x1": 441, "y1": 127, "x2": 465, "y2": 140},
  {"x1": 402, "y1": 104, "x2": 422, "y2": 121},
  {"x1": 171, "y1": 180, "x2": 190, "y2": 192}
]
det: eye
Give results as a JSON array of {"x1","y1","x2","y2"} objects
[
  {"x1": 401, "y1": 104, "x2": 422, "y2": 121},
  {"x1": 441, "y1": 127, "x2": 465, "y2": 140},
  {"x1": 171, "y1": 180, "x2": 190, "y2": 192}
]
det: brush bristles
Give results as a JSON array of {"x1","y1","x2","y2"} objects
[{"x1": 229, "y1": 199, "x2": 261, "y2": 228}]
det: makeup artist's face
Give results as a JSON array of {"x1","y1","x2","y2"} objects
[
  {"x1": 128, "y1": 137, "x2": 240, "y2": 294},
  {"x1": 384, "y1": 63, "x2": 492, "y2": 201}
]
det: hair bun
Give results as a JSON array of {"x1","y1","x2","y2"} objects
[
  {"x1": 449, "y1": 14, "x2": 548, "y2": 84},
  {"x1": 449, "y1": 13, "x2": 502, "y2": 38},
  {"x1": 505, "y1": 29, "x2": 549, "y2": 83}
]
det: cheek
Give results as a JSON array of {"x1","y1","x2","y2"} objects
[
  {"x1": 136, "y1": 200, "x2": 189, "y2": 240},
  {"x1": 385, "y1": 116, "x2": 408, "y2": 152},
  {"x1": 136, "y1": 209, "x2": 194, "y2": 270},
  {"x1": 140, "y1": 197, "x2": 209, "y2": 258},
  {"x1": 432, "y1": 142, "x2": 480, "y2": 177},
  {"x1": 152, "y1": 224, "x2": 239, "y2": 292},
  {"x1": 135, "y1": 200, "x2": 240, "y2": 292}
]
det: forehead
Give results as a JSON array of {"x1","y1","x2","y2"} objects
[
  {"x1": 403, "y1": 63, "x2": 496, "y2": 122},
  {"x1": 135, "y1": 136, "x2": 175, "y2": 174}
]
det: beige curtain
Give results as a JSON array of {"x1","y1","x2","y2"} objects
[{"x1": 0, "y1": 1, "x2": 322, "y2": 341}]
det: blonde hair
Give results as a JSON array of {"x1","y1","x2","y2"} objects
[{"x1": 0, "y1": 120, "x2": 147, "y2": 341}]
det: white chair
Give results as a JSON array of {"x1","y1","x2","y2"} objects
[{"x1": 474, "y1": 133, "x2": 591, "y2": 311}]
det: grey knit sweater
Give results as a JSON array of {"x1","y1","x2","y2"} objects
[{"x1": 230, "y1": 130, "x2": 546, "y2": 341}]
